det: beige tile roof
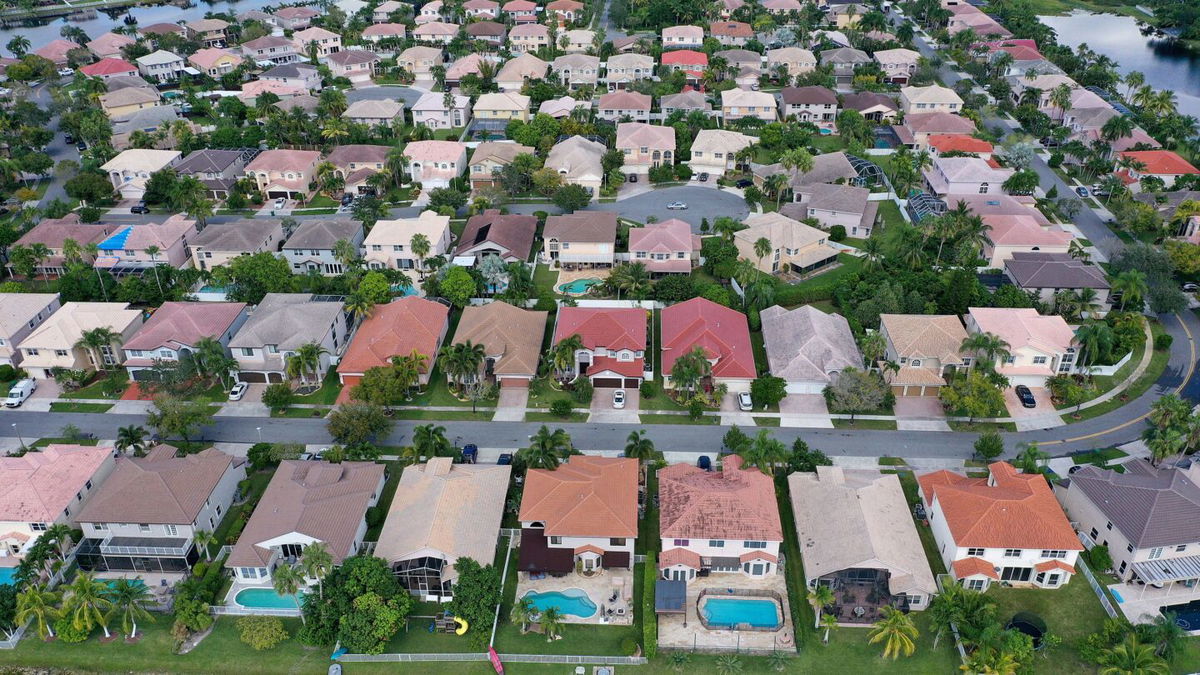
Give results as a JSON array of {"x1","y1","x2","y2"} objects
[
  {"x1": 0, "y1": 293, "x2": 58, "y2": 337},
  {"x1": 880, "y1": 314, "x2": 967, "y2": 363},
  {"x1": 545, "y1": 136, "x2": 606, "y2": 181},
  {"x1": 0, "y1": 445, "x2": 113, "y2": 522},
  {"x1": 967, "y1": 307, "x2": 1075, "y2": 355},
  {"x1": 691, "y1": 129, "x2": 754, "y2": 156},
  {"x1": 101, "y1": 149, "x2": 178, "y2": 173},
  {"x1": 469, "y1": 141, "x2": 535, "y2": 167},
  {"x1": 374, "y1": 458, "x2": 511, "y2": 582},
  {"x1": 520, "y1": 456, "x2": 638, "y2": 538},
  {"x1": 76, "y1": 447, "x2": 238, "y2": 525},
  {"x1": 452, "y1": 301, "x2": 547, "y2": 378},
  {"x1": 616, "y1": 122, "x2": 676, "y2": 151},
  {"x1": 227, "y1": 460, "x2": 386, "y2": 567},
  {"x1": 19, "y1": 301, "x2": 141, "y2": 352},
  {"x1": 901, "y1": 84, "x2": 963, "y2": 104},
  {"x1": 475, "y1": 91, "x2": 530, "y2": 112},
  {"x1": 760, "y1": 304, "x2": 861, "y2": 383}
]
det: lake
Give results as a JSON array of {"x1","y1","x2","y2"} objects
[{"x1": 1039, "y1": 10, "x2": 1200, "y2": 119}]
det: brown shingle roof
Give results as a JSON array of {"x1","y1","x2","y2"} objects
[{"x1": 454, "y1": 209, "x2": 537, "y2": 261}]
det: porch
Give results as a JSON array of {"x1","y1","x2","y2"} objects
[{"x1": 817, "y1": 568, "x2": 910, "y2": 626}]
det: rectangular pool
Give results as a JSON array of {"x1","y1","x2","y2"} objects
[
  {"x1": 0, "y1": 566, "x2": 15, "y2": 587},
  {"x1": 1162, "y1": 599, "x2": 1200, "y2": 631},
  {"x1": 702, "y1": 597, "x2": 781, "y2": 629}
]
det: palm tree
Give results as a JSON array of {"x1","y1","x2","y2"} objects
[
  {"x1": 6, "y1": 36, "x2": 30, "y2": 58},
  {"x1": 193, "y1": 529, "x2": 216, "y2": 562},
  {"x1": 764, "y1": 173, "x2": 788, "y2": 208},
  {"x1": 670, "y1": 346, "x2": 713, "y2": 399},
  {"x1": 116, "y1": 424, "x2": 148, "y2": 455},
  {"x1": 868, "y1": 606, "x2": 919, "y2": 659},
  {"x1": 807, "y1": 585, "x2": 835, "y2": 629},
  {"x1": 64, "y1": 573, "x2": 114, "y2": 639},
  {"x1": 715, "y1": 654, "x2": 743, "y2": 675},
  {"x1": 520, "y1": 425, "x2": 572, "y2": 470},
  {"x1": 1075, "y1": 323, "x2": 1115, "y2": 370},
  {"x1": 439, "y1": 341, "x2": 486, "y2": 392},
  {"x1": 667, "y1": 651, "x2": 691, "y2": 672},
  {"x1": 1100, "y1": 637, "x2": 1169, "y2": 675},
  {"x1": 754, "y1": 237, "x2": 772, "y2": 270},
  {"x1": 1110, "y1": 269, "x2": 1148, "y2": 311},
  {"x1": 74, "y1": 326, "x2": 121, "y2": 372},
  {"x1": 44, "y1": 523, "x2": 74, "y2": 561},
  {"x1": 510, "y1": 597, "x2": 535, "y2": 633},
  {"x1": 623, "y1": 430, "x2": 655, "y2": 484},
  {"x1": 1049, "y1": 83, "x2": 1074, "y2": 121},
  {"x1": 1142, "y1": 425, "x2": 1185, "y2": 467},
  {"x1": 540, "y1": 606, "x2": 564, "y2": 641},
  {"x1": 1068, "y1": 238, "x2": 1091, "y2": 263},
  {"x1": 549, "y1": 335, "x2": 585, "y2": 382},
  {"x1": 820, "y1": 612, "x2": 838, "y2": 644},
  {"x1": 410, "y1": 233, "x2": 431, "y2": 277},
  {"x1": 107, "y1": 578, "x2": 155, "y2": 640},
  {"x1": 412, "y1": 423, "x2": 450, "y2": 459},
  {"x1": 193, "y1": 336, "x2": 233, "y2": 389},
  {"x1": 286, "y1": 342, "x2": 329, "y2": 387},
  {"x1": 300, "y1": 542, "x2": 333, "y2": 599},
  {"x1": 960, "y1": 332, "x2": 1011, "y2": 371},
  {"x1": 1124, "y1": 71, "x2": 1145, "y2": 102},
  {"x1": 16, "y1": 584, "x2": 61, "y2": 639},
  {"x1": 1142, "y1": 611, "x2": 1187, "y2": 660},
  {"x1": 272, "y1": 564, "x2": 306, "y2": 622},
  {"x1": 332, "y1": 238, "x2": 359, "y2": 274}
]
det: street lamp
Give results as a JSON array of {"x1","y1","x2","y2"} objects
[
  {"x1": 256, "y1": 427, "x2": 262, "y2": 443},
  {"x1": 11, "y1": 423, "x2": 24, "y2": 452}
]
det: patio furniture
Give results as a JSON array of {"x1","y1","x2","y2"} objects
[{"x1": 854, "y1": 606, "x2": 866, "y2": 617}]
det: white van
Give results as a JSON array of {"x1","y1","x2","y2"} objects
[{"x1": 5, "y1": 379, "x2": 35, "y2": 408}]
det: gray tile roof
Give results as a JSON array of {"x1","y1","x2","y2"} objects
[
  {"x1": 1005, "y1": 252, "x2": 1110, "y2": 290},
  {"x1": 282, "y1": 218, "x2": 363, "y2": 251},
  {"x1": 229, "y1": 293, "x2": 345, "y2": 349},
  {"x1": 174, "y1": 149, "x2": 244, "y2": 174},
  {"x1": 1067, "y1": 461, "x2": 1200, "y2": 548},
  {"x1": 761, "y1": 305, "x2": 861, "y2": 383},
  {"x1": 189, "y1": 218, "x2": 281, "y2": 251}
]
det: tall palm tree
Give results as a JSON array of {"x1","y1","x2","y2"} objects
[
  {"x1": 412, "y1": 423, "x2": 450, "y2": 459},
  {"x1": 300, "y1": 542, "x2": 333, "y2": 599},
  {"x1": 868, "y1": 606, "x2": 919, "y2": 659},
  {"x1": 116, "y1": 424, "x2": 149, "y2": 456},
  {"x1": 807, "y1": 585, "x2": 834, "y2": 629},
  {"x1": 194, "y1": 336, "x2": 235, "y2": 390},
  {"x1": 16, "y1": 584, "x2": 61, "y2": 639},
  {"x1": 510, "y1": 597, "x2": 535, "y2": 633},
  {"x1": 520, "y1": 425, "x2": 572, "y2": 470},
  {"x1": 439, "y1": 341, "x2": 486, "y2": 392},
  {"x1": 1110, "y1": 269, "x2": 1148, "y2": 311},
  {"x1": 623, "y1": 429, "x2": 655, "y2": 484},
  {"x1": 286, "y1": 342, "x2": 329, "y2": 387},
  {"x1": 1099, "y1": 637, "x2": 1169, "y2": 675},
  {"x1": 1142, "y1": 425, "x2": 1185, "y2": 467},
  {"x1": 344, "y1": 293, "x2": 377, "y2": 328},
  {"x1": 332, "y1": 238, "x2": 359, "y2": 274},
  {"x1": 74, "y1": 326, "x2": 121, "y2": 372},
  {"x1": 1068, "y1": 238, "x2": 1091, "y2": 263},
  {"x1": 193, "y1": 529, "x2": 216, "y2": 562},
  {"x1": 107, "y1": 578, "x2": 155, "y2": 640},
  {"x1": 549, "y1": 335, "x2": 585, "y2": 382},
  {"x1": 820, "y1": 612, "x2": 838, "y2": 644},
  {"x1": 272, "y1": 564, "x2": 306, "y2": 622},
  {"x1": 960, "y1": 332, "x2": 1010, "y2": 371},
  {"x1": 44, "y1": 523, "x2": 74, "y2": 561},
  {"x1": 64, "y1": 573, "x2": 114, "y2": 639},
  {"x1": 410, "y1": 233, "x2": 431, "y2": 277},
  {"x1": 539, "y1": 606, "x2": 564, "y2": 641},
  {"x1": 1049, "y1": 83, "x2": 1074, "y2": 121},
  {"x1": 754, "y1": 237, "x2": 772, "y2": 270}
]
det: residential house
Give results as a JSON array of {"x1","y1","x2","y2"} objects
[
  {"x1": 928, "y1": 134, "x2": 995, "y2": 159},
  {"x1": 244, "y1": 149, "x2": 322, "y2": 200},
  {"x1": 373, "y1": 0, "x2": 404, "y2": 22},
  {"x1": 964, "y1": 307, "x2": 1077, "y2": 386},
  {"x1": 615, "y1": 122, "x2": 676, "y2": 176},
  {"x1": 363, "y1": 210, "x2": 453, "y2": 272},
  {"x1": 342, "y1": 98, "x2": 404, "y2": 128},
  {"x1": 99, "y1": 87, "x2": 162, "y2": 119},
  {"x1": 753, "y1": 151, "x2": 860, "y2": 193},
  {"x1": 552, "y1": 306, "x2": 645, "y2": 386},
  {"x1": 0, "y1": 446, "x2": 116, "y2": 558},
  {"x1": 445, "y1": 53, "x2": 489, "y2": 87},
  {"x1": 473, "y1": 91, "x2": 531, "y2": 128},
  {"x1": 104, "y1": 74, "x2": 155, "y2": 92},
  {"x1": 778, "y1": 86, "x2": 838, "y2": 128},
  {"x1": 842, "y1": 91, "x2": 898, "y2": 122},
  {"x1": 763, "y1": 0, "x2": 803, "y2": 14},
  {"x1": 189, "y1": 219, "x2": 285, "y2": 271},
  {"x1": 628, "y1": 219, "x2": 700, "y2": 275},
  {"x1": 0, "y1": 294, "x2": 61, "y2": 368},
  {"x1": 272, "y1": 6, "x2": 319, "y2": 30},
  {"x1": 1004, "y1": 252, "x2": 1111, "y2": 308},
  {"x1": 34, "y1": 39, "x2": 80, "y2": 66},
  {"x1": 660, "y1": 90, "x2": 712, "y2": 116},
  {"x1": 138, "y1": 23, "x2": 186, "y2": 47},
  {"x1": 510, "y1": 23, "x2": 550, "y2": 53},
  {"x1": 788, "y1": 182, "x2": 877, "y2": 238},
  {"x1": 518, "y1": 457, "x2": 638, "y2": 574},
  {"x1": 121, "y1": 302, "x2": 248, "y2": 379},
  {"x1": 820, "y1": 47, "x2": 870, "y2": 87},
  {"x1": 543, "y1": 210, "x2": 617, "y2": 267},
  {"x1": 75, "y1": 446, "x2": 244, "y2": 574},
  {"x1": 336, "y1": 296, "x2": 450, "y2": 387},
  {"x1": 375, "y1": 458, "x2": 511, "y2": 599},
  {"x1": 502, "y1": 0, "x2": 538, "y2": 22},
  {"x1": 468, "y1": 141, "x2": 536, "y2": 190},
  {"x1": 465, "y1": 20, "x2": 506, "y2": 46},
  {"x1": 919, "y1": 462, "x2": 1081, "y2": 590},
  {"x1": 659, "y1": 455, "x2": 781, "y2": 583},
  {"x1": 662, "y1": 25, "x2": 704, "y2": 50},
  {"x1": 92, "y1": 214, "x2": 198, "y2": 270},
  {"x1": 464, "y1": 0, "x2": 500, "y2": 18},
  {"x1": 715, "y1": 48, "x2": 760, "y2": 87},
  {"x1": 79, "y1": 58, "x2": 138, "y2": 81},
  {"x1": 413, "y1": 22, "x2": 459, "y2": 46},
  {"x1": 1055, "y1": 461, "x2": 1200, "y2": 583},
  {"x1": 789, "y1": 467, "x2": 938, "y2": 617},
  {"x1": 411, "y1": 92, "x2": 471, "y2": 130},
  {"x1": 734, "y1": 211, "x2": 838, "y2": 275},
  {"x1": 544, "y1": 136, "x2": 607, "y2": 198},
  {"x1": 185, "y1": 18, "x2": 229, "y2": 47},
  {"x1": 947, "y1": 5, "x2": 1010, "y2": 38},
  {"x1": 327, "y1": 50, "x2": 379, "y2": 84},
  {"x1": 660, "y1": 50, "x2": 708, "y2": 75},
  {"x1": 1008, "y1": 73, "x2": 1078, "y2": 110},
  {"x1": 188, "y1": 48, "x2": 243, "y2": 78},
  {"x1": 293, "y1": 26, "x2": 342, "y2": 60},
  {"x1": 893, "y1": 112, "x2": 977, "y2": 150},
  {"x1": 260, "y1": 62, "x2": 321, "y2": 90},
  {"x1": 174, "y1": 148, "x2": 252, "y2": 200},
  {"x1": 226, "y1": 461, "x2": 386, "y2": 584},
  {"x1": 597, "y1": 90, "x2": 651, "y2": 122},
  {"x1": 325, "y1": 144, "x2": 391, "y2": 196},
  {"x1": 687, "y1": 129, "x2": 753, "y2": 178},
  {"x1": 761, "y1": 304, "x2": 861, "y2": 394},
  {"x1": 900, "y1": 84, "x2": 963, "y2": 116},
  {"x1": 361, "y1": 23, "x2": 408, "y2": 45},
  {"x1": 721, "y1": 88, "x2": 777, "y2": 122},
  {"x1": 551, "y1": 53, "x2": 600, "y2": 90},
  {"x1": 454, "y1": 210, "x2": 537, "y2": 264},
  {"x1": 405, "y1": 140, "x2": 468, "y2": 190},
  {"x1": 546, "y1": 0, "x2": 585, "y2": 24},
  {"x1": 281, "y1": 218, "x2": 366, "y2": 276},
  {"x1": 605, "y1": 53, "x2": 655, "y2": 90},
  {"x1": 451, "y1": 301, "x2": 547, "y2": 386},
  {"x1": 86, "y1": 32, "x2": 135, "y2": 60},
  {"x1": 874, "y1": 48, "x2": 920, "y2": 84},
  {"x1": 241, "y1": 36, "x2": 299, "y2": 65},
  {"x1": 496, "y1": 53, "x2": 549, "y2": 91},
  {"x1": 9, "y1": 215, "x2": 112, "y2": 278},
  {"x1": 416, "y1": 0, "x2": 443, "y2": 22},
  {"x1": 661, "y1": 297, "x2": 755, "y2": 390},
  {"x1": 17, "y1": 302, "x2": 144, "y2": 378},
  {"x1": 710, "y1": 21, "x2": 753, "y2": 47},
  {"x1": 766, "y1": 47, "x2": 817, "y2": 78},
  {"x1": 102, "y1": 149, "x2": 181, "y2": 200},
  {"x1": 228, "y1": 294, "x2": 349, "y2": 383},
  {"x1": 1117, "y1": 150, "x2": 1199, "y2": 191},
  {"x1": 398, "y1": 46, "x2": 444, "y2": 78},
  {"x1": 562, "y1": 29, "x2": 595, "y2": 53},
  {"x1": 878, "y1": 314, "x2": 969, "y2": 397},
  {"x1": 922, "y1": 156, "x2": 1014, "y2": 197},
  {"x1": 982, "y1": 214, "x2": 1072, "y2": 267}
]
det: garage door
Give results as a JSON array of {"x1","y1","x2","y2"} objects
[
  {"x1": 891, "y1": 385, "x2": 905, "y2": 396},
  {"x1": 785, "y1": 381, "x2": 824, "y2": 395},
  {"x1": 592, "y1": 377, "x2": 622, "y2": 388},
  {"x1": 623, "y1": 378, "x2": 641, "y2": 388},
  {"x1": 238, "y1": 372, "x2": 267, "y2": 383}
]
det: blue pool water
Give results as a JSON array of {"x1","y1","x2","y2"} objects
[
  {"x1": 523, "y1": 588, "x2": 597, "y2": 618},
  {"x1": 0, "y1": 567, "x2": 16, "y2": 586},
  {"x1": 391, "y1": 283, "x2": 419, "y2": 297},
  {"x1": 557, "y1": 278, "x2": 602, "y2": 295},
  {"x1": 103, "y1": 578, "x2": 147, "y2": 590},
  {"x1": 819, "y1": 128, "x2": 833, "y2": 135},
  {"x1": 234, "y1": 588, "x2": 304, "y2": 609},
  {"x1": 702, "y1": 597, "x2": 781, "y2": 629},
  {"x1": 1111, "y1": 588, "x2": 1125, "y2": 603}
]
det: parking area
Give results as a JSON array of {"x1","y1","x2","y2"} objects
[
  {"x1": 719, "y1": 391, "x2": 755, "y2": 426},
  {"x1": 589, "y1": 386, "x2": 640, "y2": 423},
  {"x1": 493, "y1": 385, "x2": 529, "y2": 422},
  {"x1": 895, "y1": 396, "x2": 951, "y2": 431},
  {"x1": 1003, "y1": 386, "x2": 1064, "y2": 430},
  {"x1": 778, "y1": 394, "x2": 832, "y2": 428}
]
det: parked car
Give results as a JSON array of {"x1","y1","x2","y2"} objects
[
  {"x1": 75, "y1": 140, "x2": 87, "y2": 151},
  {"x1": 63, "y1": 132, "x2": 74, "y2": 144},
  {"x1": 697, "y1": 455, "x2": 712, "y2": 471},
  {"x1": 299, "y1": 447, "x2": 327, "y2": 461},
  {"x1": 698, "y1": 172, "x2": 709, "y2": 182},
  {"x1": 1015, "y1": 384, "x2": 1036, "y2": 408},
  {"x1": 57, "y1": 67, "x2": 74, "y2": 77},
  {"x1": 274, "y1": 197, "x2": 287, "y2": 209},
  {"x1": 1074, "y1": 186, "x2": 1090, "y2": 198},
  {"x1": 1183, "y1": 283, "x2": 1199, "y2": 292},
  {"x1": 628, "y1": 173, "x2": 638, "y2": 183},
  {"x1": 737, "y1": 391, "x2": 753, "y2": 411},
  {"x1": 612, "y1": 388, "x2": 626, "y2": 409},
  {"x1": 130, "y1": 202, "x2": 150, "y2": 214},
  {"x1": 5, "y1": 379, "x2": 36, "y2": 408},
  {"x1": 497, "y1": 452, "x2": 513, "y2": 465},
  {"x1": 228, "y1": 382, "x2": 249, "y2": 401},
  {"x1": 666, "y1": 201, "x2": 687, "y2": 210},
  {"x1": 735, "y1": 179, "x2": 753, "y2": 188},
  {"x1": 340, "y1": 193, "x2": 355, "y2": 206}
]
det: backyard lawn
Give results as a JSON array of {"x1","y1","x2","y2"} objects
[{"x1": 985, "y1": 574, "x2": 1110, "y2": 674}]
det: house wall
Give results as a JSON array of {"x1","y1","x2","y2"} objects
[
  {"x1": 543, "y1": 239, "x2": 614, "y2": 264},
  {"x1": 233, "y1": 313, "x2": 347, "y2": 377},
  {"x1": 659, "y1": 536, "x2": 781, "y2": 576},
  {"x1": 363, "y1": 225, "x2": 452, "y2": 271},
  {"x1": 0, "y1": 296, "x2": 61, "y2": 367},
  {"x1": 522, "y1": 527, "x2": 635, "y2": 569},
  {"x1": 20, "y1": 316, "x2": 144, "y2": 378},
  {"x1": 191, "y1": 229, "x2": 284, "y2": 272}
]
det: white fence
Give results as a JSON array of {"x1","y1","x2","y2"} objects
[
  {"x1": 1083, "y1": 350, "x2": 1133, "y2": 377},
  {"x1": 564, "y1": 299, "x2": 663, "y2": 310},
  {"x1": 339, "y1": 652, "x2": 647, "y2": 665},
  {"x1": 211, "y1": 605, "x2": 302, "y2": 618}
]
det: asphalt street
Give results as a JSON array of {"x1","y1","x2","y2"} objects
[{"x1": 505, "y1": 185, "x2": 751, "y2": 228}]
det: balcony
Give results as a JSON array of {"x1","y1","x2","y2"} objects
[{"x1": 100, "y1": 535, "x2": 192, "y2": 558}]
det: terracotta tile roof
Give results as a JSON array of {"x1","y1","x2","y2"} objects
[
  {"x1": 553, "y1": 306, "x2": 646, "y2": 352},
  {"x1": 1119, "y1": 150, "x2": 1199, "y2": 176},
  {"x1": 16, "y1": 215, "x2": 111, "y2": 249},
  {"x1": 710, "y1": 21, "x2": 752, "y2": 37},
  {"x1": 740, "y1": 550, "x2": 778, "y2": 563},
  {"x1": 0, "y1": 445, "x2": 113, "y2": 522},
  {"x1": 519, "y1": 456, "x2": 638, "y2": 538},
  {"x1": 452, "y1": 301, "x2": 547, "y2": 378},
  {"x1": 918, "y1": 462, "x2": 1082, "y2": 550},
  {"x1": 661, "y1": 50, "x2": 707, "y2": 67},
  {"x1": 880, "y1": 314, "x2": 967, "y2": 363},
  {"x1": 325, "y1": 144, "x2": 392, "y2": 169},
  {"x1": 124, "y1": 301, "x2": 246, "y2": 351},
  {"x1": 76, "y1": 447, "x2": 237, "y2": 525},
  {"x1": 34, "y1": 39, "x2": 80, "y2": 63},
  {"x1": 929, "y1": 134, "x2": 993, "y2": 154},
  {"x1": 337, "y1": 297, "x2": 449, "y2": 376},
  {"x1": 660, "y1": 455, "x2": 781, "y2": 541},
  {"x1": 1035, "y1": 559, "x2": 1075, "y2": 574},
  {"x1": 80, "y1": 58, "x2": 137, "y2": 77},
  {"x1": 952, "y1": 556, "x2": 999, "y2": 580},
  {"x1": 245, "y1": 148, "x2": 320, "y2": 173},
  {"x1": 227, "y1": 461, "x2": 386, "y2": 567},
  {"x1": 661, "y1": 298, "x2": 755, "y2": 380},
  {"x1": 660, "y1": 547, "x2": 702, "y2": 569},
  {"x1": 598, "y1": 90, "x2": 651, "y2": 111}
]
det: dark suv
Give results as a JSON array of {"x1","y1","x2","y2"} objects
[{"x1": 1015, "y1": 385, "x2": 1036, "y2": 408}]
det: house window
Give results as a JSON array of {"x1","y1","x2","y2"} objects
[
  {"x1": 744, "y1": 541, "x2": 767, "y2": 549},
  {"x1": 166, "y1": 524, "x2": 178, "y2": 536},
  {"x1": 1178, "y1": 544, "x2": 1188, "y2": 553},
  {"x1": 966, "y1": 547, "x2": 984, "y2": 556},
  {"x1": 1150, "y1": 547, "x2": 1164, "y2": 560},
  {"x1": 1003, "y1": 549, "x2": 1020, "y2": 558},
  {"x1": 139, "y1": 524, "x2": 151, "y2": 532},
  {"x1": 30, "y1": 523, "x2": 47, "y2": 531},
  {"x1": 1040, "y1": 550, "x2": 1066, "y2": 559},
  {"x1": 85, "y1": 480, "x2": 92, "y2": 490},
  {"x1": 55, "y1": 349, "x2": 68, "y2": 357},
  {"x1": 1119, "y1": 561, "x2": 1127, "y2": 574},
  {"x1": 673, "y1": 539, "x2": 689, "y2": 547},
  {"x1": 1127, "y1": 544, "x2": 1134, "y2": 553},
  {"x1": 966, "y1": 579, "x2": 985, "y2": 590},
  {"x1": 1106, "y1": 521, "x2": 1113, "y2": 530},
  {"x1": 1089, "y1": 528, "x2": 1098, "y2": 539},
  {"x1": 609, "y1": 538, "x2": 626, "y2": 546},
  {"x1": 241, "y1": 348, "x2": 254, "y2": 357},
  {"x1": 550, "y1": 536, "x2": 562, "y2": 545},
  {"x1": 710, "y1": 540, "x2": 724, "y2": 548},
  {"x1": 240, "y1": 567, "x2": 258, "y2": 579},
  {"x1": 94, "y1": 523, "x2": 108, "y2": 530},
  {"x1": 1032, "y1": 356, "x2": 1047, "y2": 365}
]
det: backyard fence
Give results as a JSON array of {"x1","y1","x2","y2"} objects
[
  {"x1": 211, "y1": 605, "x2": 302, "y2": 618},
  {"x1": 935, "y1": 574, "x2": 969, "y2": 664},
  {"x1": 338, "y1": 652, "x2": 647, "y2": 665},
  {"x1": 0, "y1": 620, "x2": 29, "y2": 650},
  {"x1": 1076, "y1": 554, "x2": 1118, "y2": 619}
]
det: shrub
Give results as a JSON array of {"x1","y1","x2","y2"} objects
[
  {"x1": 1155, "y1": 333, "x2": 1173, "y2": 351},
  {"x1": 262, "y1": 383, "x2": 295, "y2": 412},
  {"x1": 673, "y1": 163, "x2": 692, "y2": 180},
  {"x1": 366, "y1": 505, "x2": 384, "y2": 528},
  {"x1": 570, "y1": 379, "x2": 593, "y2": 405},
  {"x1": 237, "y1": 616, "x2": 289, "y2": 650},
  {"x1": 687, "y1": 399, "x2": 704, "y2": 420},
  {"x1": 78, "y1": 206, "x2": 102, "y2": 223},
  {"x1": 1087, "y1": 544, "x2": 1113, "y2": 572},
  {"x1": 747, "y1": 306, "x2": 761, "y2": 331},
  {"x1": 193, "y1": 561, "x2": 208, "y2": 578},
  {"x1": 828, "y1": 225, "x2": 846, "y2": 242},
  {"x1": 639, "y1": 381, "x2": 658, "y2": 399},
  {"x1": 54, "y1": 616, "x2": 90, "y2": 643},
  {"x1": 1047, "y1": 152, "x2": 1063, "y2": 168},
  {"x1": 642, "y1": 551, "x2": 657, "y2": 658},
  {"x1": 0, "y1": 364, "x2": 14, "y2": 381},
  {"x1": 621, "y1": 636, "x2": 640, "y2": 656},
  {"x1": 550, "y1": 399, "x2": 573, "y2": 417},
  {"x1": 246, "y1": 442, "x2": 275, "y2": 471}
]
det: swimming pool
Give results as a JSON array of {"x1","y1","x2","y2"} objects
[
  {"x1": 701, "y1": 597, "x2": 781, "y2": 629},
  {"x1": 522, "y1": 588, "x2": 597, "y2": 618},
  {"x1": 557, "y1": 277, "x2": 602, "y2": 295},
  {"x1": 0, "y1": 567, "x2": 16, "y2": 587},
  {"x1": 234, "y1": 588, "x2": 304, "y2": 609},
  {"x1": 391, "y1": 284, "x2": 419, "y2": 297},
  {"x1": 1164, "y1": 599, "x2": 1200, "y2": 631}
]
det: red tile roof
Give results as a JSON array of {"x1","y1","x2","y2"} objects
[
  {"x1": 929, "y1": 134, "x2": 993, "y2": 154},
  {"x1": 80, "y1": 58, "x2": 137, "y2": 77},
  {"x1": 740, "y1": 550, "x2": 778, "y2": 563},
  {"x1": 660, "y1": 547, "x2": 702, "y2": 569},
  {"x1": 952, "y1": 556, "x2": 999, "y2": 580},
  {"x1": 661, "y1": 297, "x2": 755, "y2": 380},
  {"x1": 659, "y1": 455, "x2": 782, "y2": 541},
  {"x1": 123, "y1": 301, "x2": 247, "y2": 353},
  {"x1": 661, "y1": 50, "x2": 708, "y2": 67},
  {"x1": 553, "y1": 307, "x2": 646, "y2": 352},
  {"x1": 710, "y1": 21, "x2": 753, "y2": 37},
  {"x1": 1035, "y1": 559, "x2": 1075, "y2": 574},
  {"x1": 519, "y1": 456, "x2": 638, "y2": 537},
  {"x1": 336, "y1": 297, "x2": 449, "y2": 375},
  {"x1": 1119, "y1": 150, "x2": 1199, "y2": 176},
  {"x1": 919, "y1": 462, "x2": 1082, "y2": 551}
]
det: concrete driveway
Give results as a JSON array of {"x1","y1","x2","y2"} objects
[
  {"x1": 493, "y1": 386, "x2": 529, "y2": 422},
  {"x1": 779, "y1": 394, "x2": 833, "y2": 428},
  {"x1": 895, "y1": 396, "x2": 951, "y2": 431},
  {"x1": 1004, "y1": 386, "x2": 1065, "y2": 431},
  {"x1": 719, "y1": 392, "x2": 755, "y2": 426},
  {"x1": 588, "y1": 387, "x2": 640, "y2": 423}
]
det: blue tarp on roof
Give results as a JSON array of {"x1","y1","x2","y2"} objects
[{"x1": 98, "y1": 226, "x2": 132, "y2": 251}]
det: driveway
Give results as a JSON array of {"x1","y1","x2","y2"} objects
[
  {"x1": 778, "y1": 394, "x2": 833, "y2": 428},
  {"x1": 588, "y1": 387, "x2": 639, "y2": 423},
  {"x1": 1003, "y1": 386, "x2": 1065, "y2": 431},
  {"x1": 719, "y1": 391, "x2": 755, "y2": 426},
  {"x1": 493, "y1": 386, "x2": 529, "y2": 422},
  {"x1": 895, "y1": 396, "x2": 952, "y2": 432}
]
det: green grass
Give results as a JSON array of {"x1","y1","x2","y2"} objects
[
  {"x1": 948, "y1": 421, "x2": 1017, "y2": 432},
  {"x1": 1060, "y1": 333, "x2": 1144, "y2": 411},
  {"x1": 833, "y1": 419, "x2": 898, "y2": 430},
  {"x1": 526, "y1": 376, "x2": 574, "y2": 410},
  {"x1": 1071, "y1": 447, "x2": 1128, "y2": 465},
  {"x1": 29, "y1": 436, "x2": 100, "y2": 448},
  {"x1": 48, "y1": 401, "x2": 113, "y2": 413},
  {"x1": 1071, "y1": 320, "x2": 1170, "y2": 422},
  {"x1": 878, "y1": 456, "x2": 907, "y2": 466},
  {"x1": 876, "y1": 199, "x2": 906, "y2": 231},
  {"x1": 58, "y1": 370, "x2": 125, "y2": 399},
  {"x1": 985, "y1": 573, "x2": 1110, "y2": 674},
  {"x1": 533, "y1": 263, "x2": 561, "y2": 299},
  {"x1": 810, "y1": 134, "x2": 848, "y2": 153},
  {"x1": 755, "y1": 416, "x2": 781, "y2": 426},
  {"x1": 895, "y1": 472, "x2": 948, "y2": 576},
  {"x1": 270, "y1": 407, "x2": 330, "y2": 418},
  {"x1": 636, "y1": 388, "x2": 689, "y2": 412},
  {"x1": 304, "y1": 194, "x2": 339, "y2": 208},
  {"x1": 212, "y1": 469, "x2": 274, "y2": 549},
  {"x1": 390, "y1": 409, "x2": 494, "y2": 421},
  {"x1": 639, "y1": 413, "x2": 718, "y2": 425},
  {"x1": 292, "y1": 368, "x2": 343, "y2": 405},
  {"x1": 524, "y1": 411, "x2": 589, "y2": 423},
  {"x1": 433, "y1": 127, "x2": 465, "y2": 140},
  {"x1": 750, "y1": 330, "x2": 768, "y2": 375},
  {"x1": 365, "y1": 461, "x2": 402, "y2": 541}
]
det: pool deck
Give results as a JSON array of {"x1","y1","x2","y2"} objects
[
  {"x1": 657, "y1": 573, "x2": 794, "y2": 652},
  {"x1": 556, "y1": 268, "x2": 610, "y2": 296},
  {"x1": 1108, "y1": 580, "x2": 1200, "y2": 628},
  {"x1": 515, "y1": 568, "x2": 634, "y2": 626}
]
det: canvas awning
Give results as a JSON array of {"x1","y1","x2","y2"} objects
[{"x1": 1132, "y1": 554, "x2": 1200, "y2": 584}]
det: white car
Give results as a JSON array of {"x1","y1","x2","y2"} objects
[
  {"x1": 612, "y1": 389, "x2": 626, "y2": 409},
  {"x1": 5, "y1": 379, "x2": 36, "y2": 408},
  {"x1": 57, "y1": 68, "x2": 74, "y2": 77},
  {"x1": 666, "y1": 201, "x2": 688, "y2": 210},
  {"x1": 737, "y1": 391, "x2": 753, "y2": 411},
  {"x1": 0, "y1": 88, "x2": 12, "y2": 97},
  {"x1": 228, "y1": 382, "x2": 249, "y2": 401},
  {"x1": 273, "y1": 197, "x2": 287, "y2": 209}
]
